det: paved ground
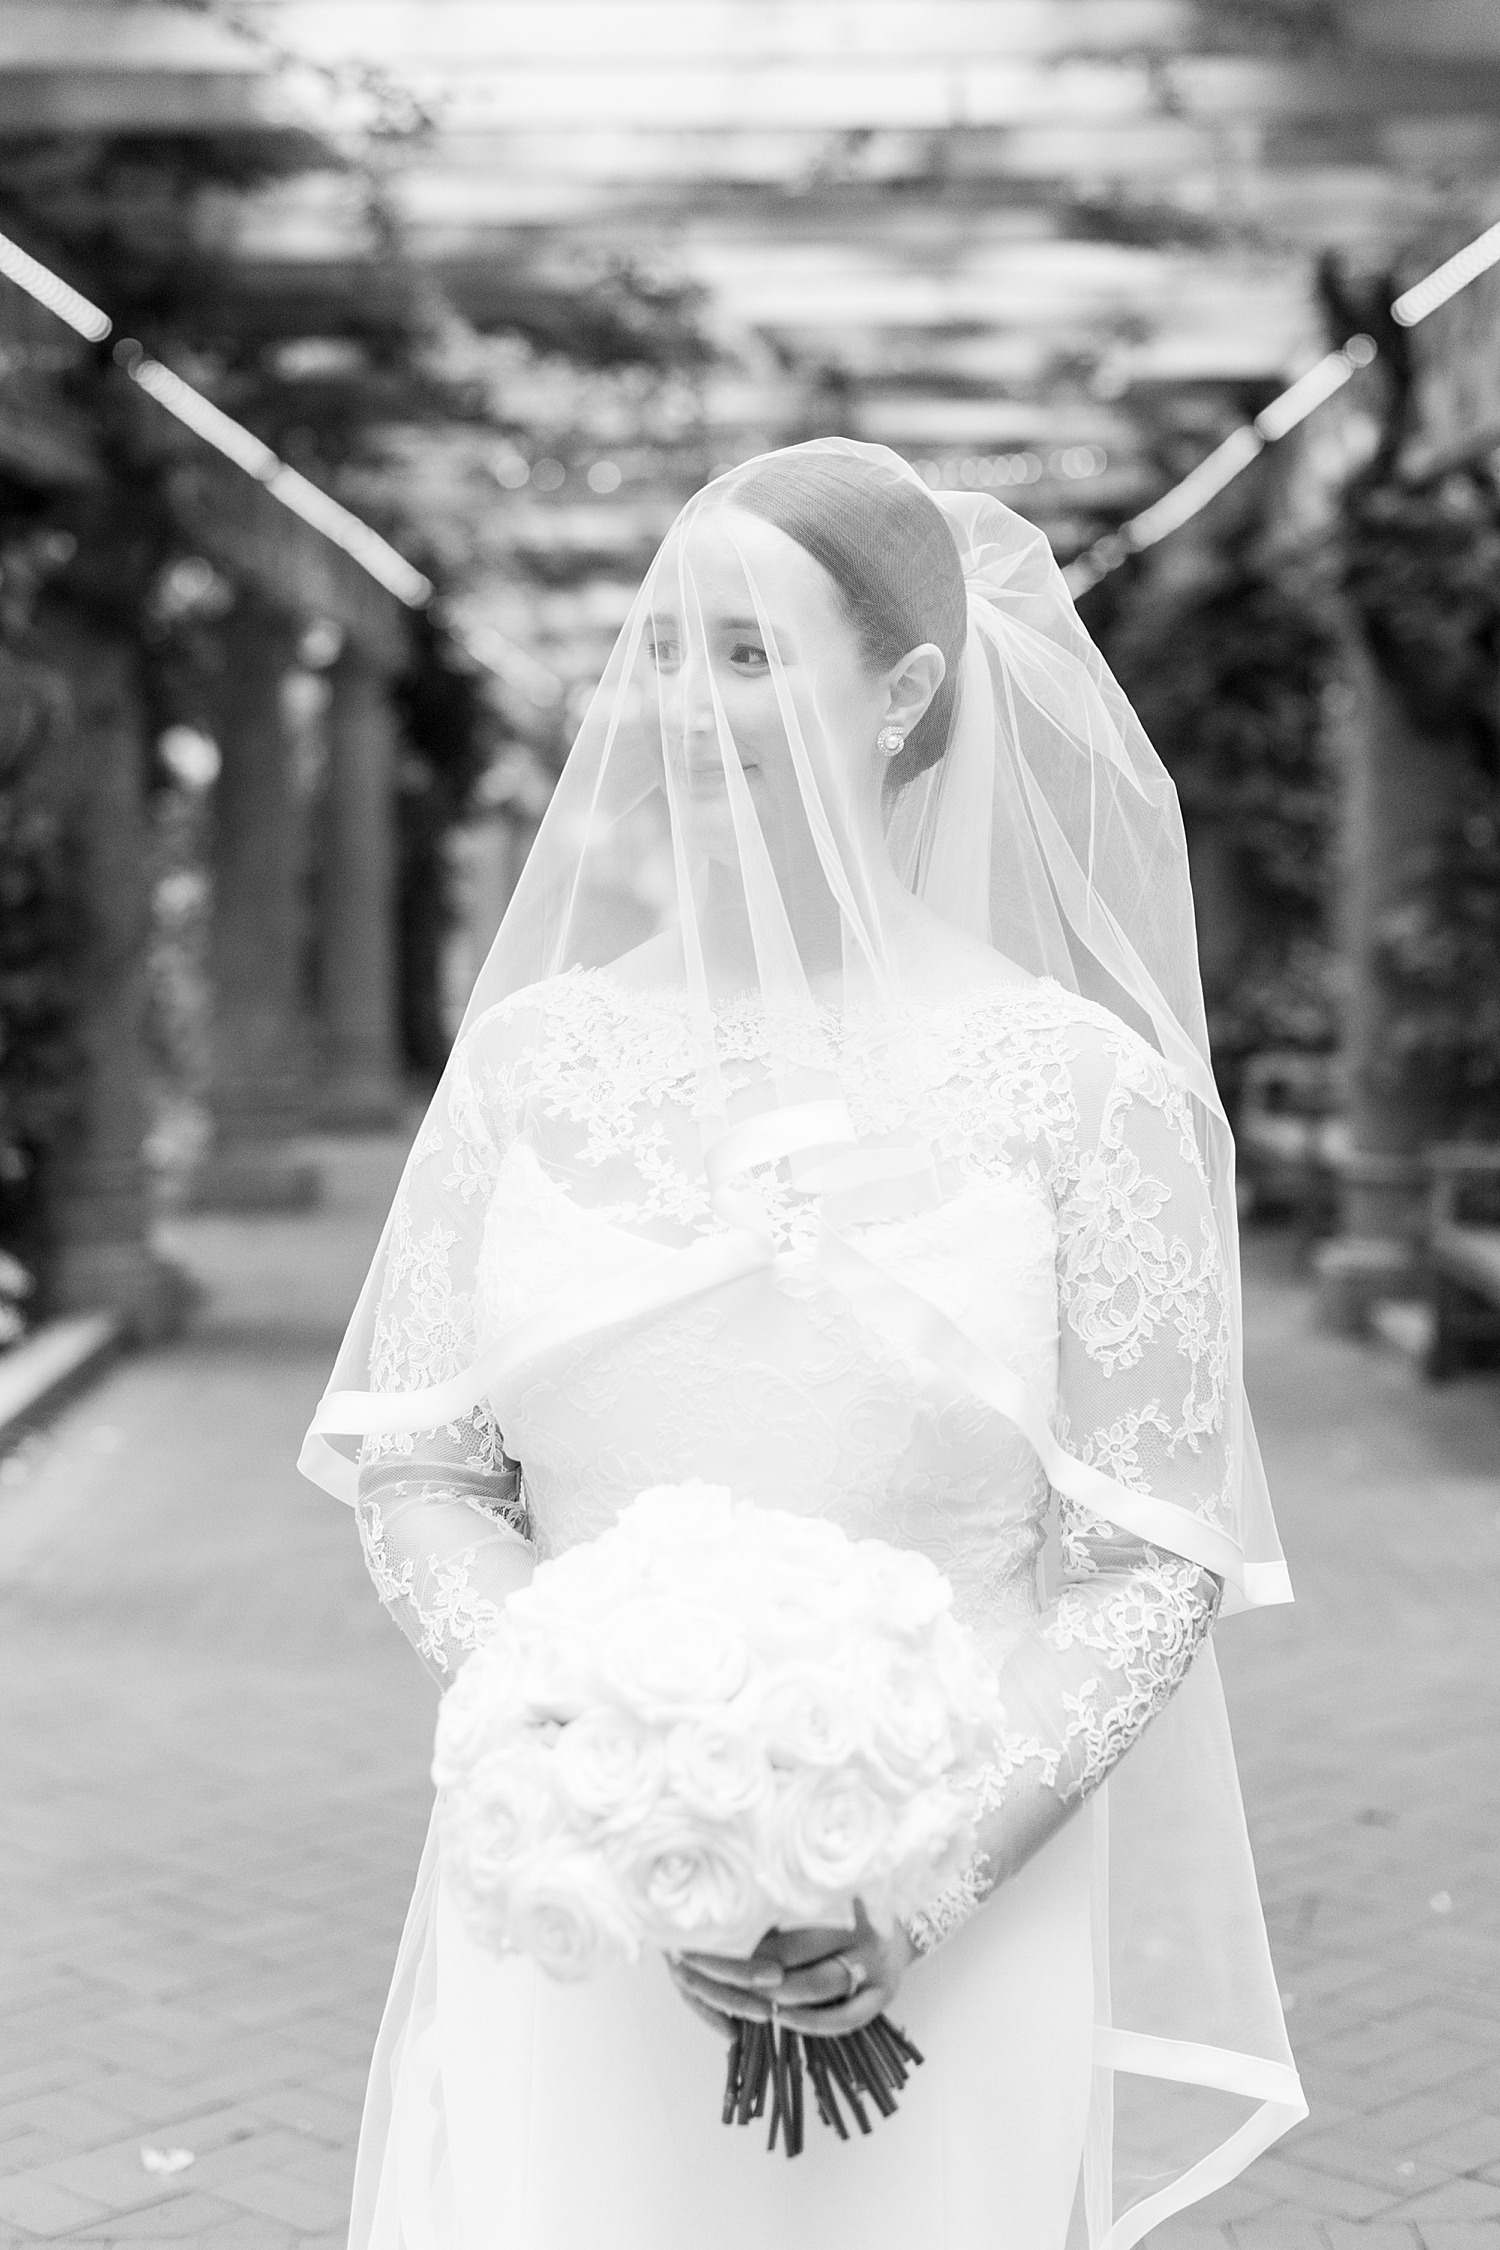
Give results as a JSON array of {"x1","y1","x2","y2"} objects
[{"x1": 0, "y1": 1147, "x2": 1497, "y2": 2250}]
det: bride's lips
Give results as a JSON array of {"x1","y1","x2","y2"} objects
[{"x1": 684, "y1": 759, "x2": 758, "y2": 786}]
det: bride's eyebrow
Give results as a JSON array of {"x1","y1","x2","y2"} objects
[{"x1": 721, "y1": 614, "x2": 796, "y2": 651}]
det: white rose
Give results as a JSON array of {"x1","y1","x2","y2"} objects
[
  {"x1": 597, "y1": 1597, "x2": 749, "y2": 1720},
  {"x1": 619, "y1": 1483, "x2": 734, "y2": 1553},
  {"x1": 768, "y1": 1767, "x2": 892, "y2": 1919},
  {"x1": 612, "y1": 1817, "x2": 771, "y2": 1956},
  {"x1": 553, "y1": 1709, "x2": 667, "y2": 1832},
  {"x1": 510, "y1": 1546, "x2": 619, "y2": 1639},
  {"x1": 746, "y1": 1663, "x2": 863, "y2": 1770},
  {"x1": 928, "y1": 1616, "x2": 1008, "y2": 1738},
  {"x1": 735, "y1": 1564, "x2": 843, "y2": 1664},
  {"x1": 883, "y1": 1786, "x2": 975, "y2": 1891},
  {"x1": 506, "y1": 1853, "x2": 639, "y2": 1981},
  {"x1": 847, "y1": 1541, "x2": 952, "y2": 1639},
  {"x1": 442, "y1": 1747, "x2": 559, "y2": 1896},
  {"x1": 513, "y1": 1631, "x2": 597, "y2": 1724},
  {"x1": 741, "y1": 1508, "x2": 852, "y2": 1584},
  {"x1": 854, "y1": 1646, "x2": 957, "y2": 1788},
  {"x1": 431, "y1": 1643, "x2": 525, "y2": 1788},
  {"x1": 666, "y1": 1715, "x2": 774, "y2": 1822}
]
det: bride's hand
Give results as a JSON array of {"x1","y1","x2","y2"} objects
[{"x1": 671, "y1": 1902, "x2": 915, "y2": 2036}]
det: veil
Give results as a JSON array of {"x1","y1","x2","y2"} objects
[{"x1": 301, "y1": 439, "x2": 1301, "y2": 2244}]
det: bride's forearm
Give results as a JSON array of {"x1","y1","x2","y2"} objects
[
  {"x1": 904, "y1": 1549, "x2": 1220, "y2": 1955},
  {"x1": 356, "y1": 1448, "x2": 535, "y2": 1685},
  {"x1": 903, "y1": 1766, "x2": 1063, "y2": 1953}
]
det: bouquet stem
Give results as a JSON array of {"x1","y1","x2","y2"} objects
[{"x1": 722, "y1": 2014, "x2": 923, "y2": 2158}]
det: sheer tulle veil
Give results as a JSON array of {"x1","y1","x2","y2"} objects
[{"x1": 303, "y1": 439, "x2": 1303, "y2": 2246}]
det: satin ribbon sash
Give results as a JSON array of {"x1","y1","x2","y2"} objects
[
  {"x1": 304, "y1": 1098, "x2": 1254, "y2": 1600},
  {"x1": 814, "y1": 1222, "x2": 1244, "y2": 1587},
  {"x1": 303, "y1": 1224, "x2": 776, "y2": 1502}
]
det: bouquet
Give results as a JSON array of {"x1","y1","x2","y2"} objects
[{"x1": 434, "y1": 1482, "x2": 1008, "y2": 2154}]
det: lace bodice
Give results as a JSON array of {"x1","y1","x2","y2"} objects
[
  {"x1": 357, "y1": 958, "x2": 1223, "y2": 1647},
  {"x1": 355, "y1": 971, "x2": 1226, "y2": 1869},
  {"x1": 472, "y1": 1137, "x2": 1059, "y2": 1642}
]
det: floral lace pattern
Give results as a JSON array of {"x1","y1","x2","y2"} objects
[
  {"x1": 1045, "y1": 1547, "x2": 1220, "y2": 1802},
  {"x1": 358, "y1": 1499, "x2": 414, "y2": 1614},
  {"x1": 355, "y1": 973, "x2": 1233, "y2": 1795},
  {"x1": 356, "y1": 1481, "x2": 529, "y2": 1682},
  {"x1": 900, "y1": 1542, "x2": 1216, "y2": 1958},
  {"x1": 904, "y1": 1854, "x2": 994, "y2": 1955}
]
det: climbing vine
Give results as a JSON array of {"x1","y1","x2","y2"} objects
[
  {"x1": 0, "y1": 618, "x2": 79, "y2": 1324},
  {"x1": 1343, "y1": 463, "x2": 1500, "y2": 1129},
  {"x1": 1105, "y1": 552, "x2": 1338, "y2": 1100}
]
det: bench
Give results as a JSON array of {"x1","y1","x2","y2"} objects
[
  {"x1": 1236, "y1": 1050, "x2": 1347, "y2": 1230},
  {"x1": 1425, "y1": 1144, "x2": 1500, "y2": 1381}
]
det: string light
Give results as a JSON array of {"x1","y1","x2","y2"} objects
[
  {"x1": 4, "y1": 197, "x2": 1499, "y2": 618},
  {"x1": 0, "y1": 225, "x2": 431, "y2": 609},
  {"x1": 1392, "y1": 218, "x2": 1500, "y2": 328},
  {"x1": 1066, "y1": 334, "x2": 1382, "y2": 594},
  {"x1": 1066, "y1": 212, "x2": 1500, "y2": 594},
  {"x1": 1252, "y1": 337, "x2": 1375, "y2": 443},
  {"x1": 121, "y1": 342, "x2": 433, "y2": 608},
  {"x1": 452, "y1": 617, "x2": 564, "y2": 708},
  {"x1": 120, "y1": 343, "x2": 280, "y2": 481},
  {"x1": 0, "y1": 229, "x2": 110, "y2": 342},
  {"x1": 1122, "y1": 426, "x2": 1265, "y2": 552},
  {"x1": 918, "y1": 447, "x2": 1106, "y2": 490}
]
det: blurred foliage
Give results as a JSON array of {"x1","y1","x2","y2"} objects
[
  {"x1": 1115, "y1": 566, "x2": 1333, "y2": 907},
  {"x1": 0, "y1": 633, "x2": 79, "y2": 1312},
  {"x1": 391, "y1": 602, "x2": 498, "y2": 1076},
  {"x1": 1343, "y1": 469, "x2": 1500, "y2": 741},
  {"x1": 162, "y1": 0, "x2": 442, "y2": 141},
  {"x1": 1343, "y1": 465, "x2": 1500, "y2": 1130},
  {"x1": 0, "y1": 111, "x2": 711, "y2": 1143},
  {"x1": 1192, "y1": 0, "x2": 1341, "y2": 51},
  {"x1": 1106, "y1": 555, "x2": 1338, "y2": 1099}
]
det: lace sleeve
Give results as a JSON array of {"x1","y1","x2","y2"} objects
[
  {"x1": 907, "y1": 1025, "x2": 1226, "y2": 1953},
  {"x1": 1053, "y1": 1023, "x2": 1232, "y2": 1534},
  {"x1": 357, "y1": 1424, "x2": 535, "y2": 1687},
  {"x1": 356, "y1": 1007, "x2": 537, "y2": 1685}
]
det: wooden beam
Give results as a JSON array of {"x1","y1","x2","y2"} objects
[{"x1": 0, "y1": 68, "x2": 303, "y2": 135}]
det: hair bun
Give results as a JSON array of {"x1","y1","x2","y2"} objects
[{"x1": 726, "y1": 450, "x2": 967, "y2": 784}]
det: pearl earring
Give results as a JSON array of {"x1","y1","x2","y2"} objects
[{"x1": 876, "y1": 725, "x2": 906, "y2": 758}]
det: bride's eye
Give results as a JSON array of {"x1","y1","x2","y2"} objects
[
  {"x1": 729, "y1": 640, "x2": 769, "y2": 674},
  {"x1": 646, "y1": 635, "x2": 682, "y2": 673}
]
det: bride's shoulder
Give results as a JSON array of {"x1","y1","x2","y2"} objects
[
  {"x1": 453, "y1": 967, "x2": 611, "y2": 1066},
  {"x1": 947, "y1": 975, "x2": 1184, "y2": 1106},
  {"x1": 455, "y1": 957, "x2": 688, "y2": 1092}
]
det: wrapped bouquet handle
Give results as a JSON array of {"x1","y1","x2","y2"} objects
[
  {"x1": 436, "y1": 1483, "x2": 1010, "y2": 2154},
  {"x1": 723, "y1": 2013, "x2": 924, "y2": 2158}
]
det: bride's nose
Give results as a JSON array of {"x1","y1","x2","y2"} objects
[{"x1": 661, "y1": 651, "x2": 720, "y2": 745}]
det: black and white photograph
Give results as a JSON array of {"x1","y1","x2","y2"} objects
[{"x1": 0, "y1": 5, "x2": 1498, "y2": 2248}]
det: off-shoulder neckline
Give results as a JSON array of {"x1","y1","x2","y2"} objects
[{"x1": 530, "y1": 963, "x2": 1076, "y2": 1023}]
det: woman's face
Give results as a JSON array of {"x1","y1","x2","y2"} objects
[{"x1": 642, "y1": 505, "x2": 894, "y2": 876}]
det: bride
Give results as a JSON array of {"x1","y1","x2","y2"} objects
[{"x1": 302, "y1": 439, "x2": 1304, "y2": 2250}]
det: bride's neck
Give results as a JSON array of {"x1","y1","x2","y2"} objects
[{"x1": 694, "y1": 845, "x2": 934, "y2": 1001}]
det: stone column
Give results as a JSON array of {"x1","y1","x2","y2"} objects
[
  {"x1": 316, "y1": 641, "x2": 402, "y2": 1128},
  {"x1": 34, "y1": 607, "x2": 183, "y2": 1337},
  {"x1": 1314, "y1": 633, "x2": 1457, "y2": 1331},
  {"x1": 194, "y1": 595, "x2": 319, "y2": 1211}
]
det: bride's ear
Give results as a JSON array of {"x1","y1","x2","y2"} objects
[{"x1": 882, "y1": 643, "x2": 946, "y2": 734}]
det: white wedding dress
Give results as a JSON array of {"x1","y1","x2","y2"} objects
[{"x1": 339, "y1": 970, "x2": 1296, "y2": 2250}]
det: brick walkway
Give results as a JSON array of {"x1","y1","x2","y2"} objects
[{"x1": 1, "y1": 1155, "x2": 1497, "y2": 2250}]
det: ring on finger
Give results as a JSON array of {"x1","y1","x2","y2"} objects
[{"x1": 839, "y1": 1955, "x2": 869, "y2": 1999}]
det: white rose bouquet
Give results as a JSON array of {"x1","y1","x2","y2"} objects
[{"x1": 434, "y1": 1481, "x2": 1009, "y2": 2154}]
